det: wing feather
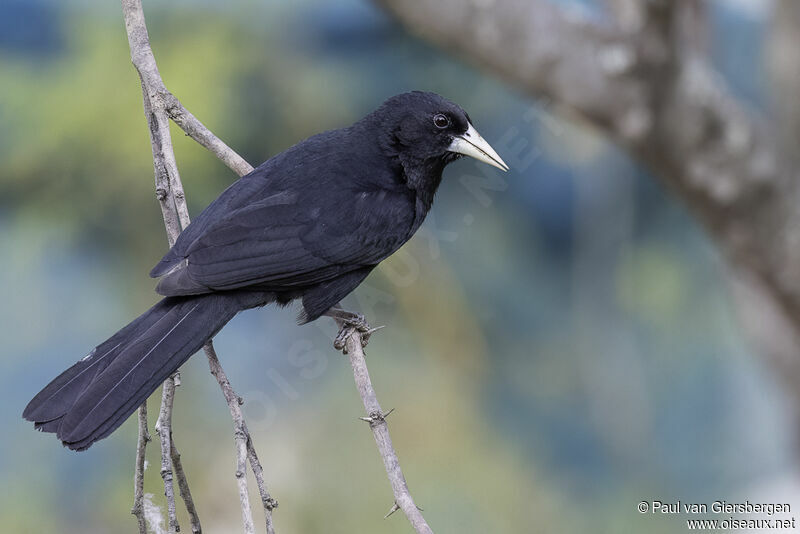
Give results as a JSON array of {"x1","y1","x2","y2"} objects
[{"x1": 152, "y1": 131, "x2": 418, "y2": 296}]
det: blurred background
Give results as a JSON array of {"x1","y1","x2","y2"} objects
[{"x1": 1, "y1": 0, "x2": 797, "y2": 532}]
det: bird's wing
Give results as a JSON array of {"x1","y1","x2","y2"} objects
[
  {"x1": 154, "y1": 181, "x2": 416, "y2": 295},
  {"x1": 149, "y1": 170, "x2": 272, "y2": 278}
]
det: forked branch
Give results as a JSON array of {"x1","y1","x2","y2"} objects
[
  {"x1": 121, "y1": 1, "x2": 432, "y2": 532},
  {"x1": 122, "y1": 0, "x2": 264, "y2": 532}
]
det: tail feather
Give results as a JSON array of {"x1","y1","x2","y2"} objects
[
  {"x1": 23, "y1": 305, "x2": 167, "y2": 424},
  {"x1": 23, "y1": 293, "x2": 250, "y2": 451}
]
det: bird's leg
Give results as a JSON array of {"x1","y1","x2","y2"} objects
[
  {"x1": 326, "y1": 307, "x2": 371, "y2": 331},
  {"x1": 324, "y1": 307, "x2": 382, "y2": 353}
]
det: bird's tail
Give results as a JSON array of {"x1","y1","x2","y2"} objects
[{"x1": 23, "y1": 293, "x2": 247, "y2": 451}]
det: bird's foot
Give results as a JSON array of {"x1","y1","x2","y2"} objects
[{"x1": 326, "y1": 308, "x2": 383, "y2": 353}]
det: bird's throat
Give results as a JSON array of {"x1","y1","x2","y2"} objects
[{"x1": 399, "y1": 156, "x2": 445, "y2": 212}]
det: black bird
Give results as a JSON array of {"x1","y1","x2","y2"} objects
[{"x1": 23, "y1": 91, "x2": 508, "y2": 450}]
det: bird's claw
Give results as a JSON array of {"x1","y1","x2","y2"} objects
[
  {"x1": 333, "y1": 315, "x2": 384, "y2": 353},
  {"x1": 333, "y1": 327, "x2": 354, "y2": 352}
]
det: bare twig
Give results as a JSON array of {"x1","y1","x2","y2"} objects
[
  {"x1": 246, "y1": 434, "x2": 279, "y2": 534},
  {"x1": 155, "y1": 375, "x2": 180, "y2": 533},
  {"x1": 163, "y1": 95, "x2": 254, "y2": 177},
  {"x1": 123, "y1": 1, "x2": 430, "y2": 532},
  {"x1": 124, "y1": 0, "x2": 192, "y2": 528},
  {"x1": 336, "y1": 321, "x2": 434, "y2": 534},
  {"x1": 132, "y1": 403, "x2": 151, "y2": 534},
  {"x1": 121, "y1": 1, "x2": 251, "y2": 179},
  {"x1": 154, "y1": 372, "x2": 203, "y2": 534},
  {"x1": 121, "y1": 0, "x2": 261, "y2": 532},
  {"x1": 171, "y1": 439, "x2": 203, "y2": 534},
  {"x1": 205, "y1": 343, "x2": 279, "y2": 534}
]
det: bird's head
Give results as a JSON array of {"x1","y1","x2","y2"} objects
[{"x1": 372, "y1": 91, "x2": 509, "y2": 176}]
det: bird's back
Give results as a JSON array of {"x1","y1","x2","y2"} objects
[{"x1": 150, "y1": 123, "x2": 421, "y2": 298}]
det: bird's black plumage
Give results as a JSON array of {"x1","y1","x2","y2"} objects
[{"x1": 23, "y1": 91, "x2": 507, "y2": 450}]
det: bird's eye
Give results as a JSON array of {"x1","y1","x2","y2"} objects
[{"x1": 433, "y1": 114, "x2": 450, "y2": 129}]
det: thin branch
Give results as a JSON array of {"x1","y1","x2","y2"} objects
[
  {"x1": 205, "y1": 343, "x2": 279, "y2": 534},
  {"x1": 246, "y1": 434, "x2": 279, "y2": 534},
  {"x1": 153, "y1": 372, "x2": 203, "y2": 534},
  {"x1": 155, "y1": 375, "x2": 180, "y2": 534},
  {"x1": 163, "y1": 95, "x2": 254, "y2": 177},
  {"x1": 171, "y1": 439, "x2": 203, "y2": 534},
  {"x1": 122, "y1": 0, "x2": 251, "y2": 179},
  {"x1": 125, "y1": 2, "x2": 190, "y2": 528},
  {"x1": 123, "y1": 2, "x2": 429, "y2": 532},
  {"x1": 132, "y1": 402, "x2": 151, "y2": 534},
  {"x1": 121, "y1": 1, "x2": 260, "y2": 532},
  {"x1": 335, "y1": 321, "x2": 434, "y2": 534}
]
